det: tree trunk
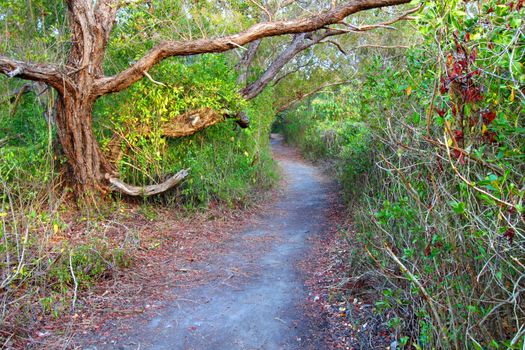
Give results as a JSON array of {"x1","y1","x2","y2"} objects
[{"x1": 54, "y1": 92, "x2": 114, "y2": 195}]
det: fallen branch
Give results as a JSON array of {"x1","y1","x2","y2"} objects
[
  {"x1": 139, "y1": 108, "x2": 248, "y2": 138},
  {"x1": 105, "y1": 108, "x2": 249, "y2": 165},
  {"x1": 106, "y1": 169, "x2": 189, "y2": 196}
]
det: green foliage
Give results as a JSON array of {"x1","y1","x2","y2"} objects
[
  {"x1": 282, "y1": 1, "x2": 524, "y2": 348},
  {"x1": 281, "y1": 92, "x2": 373, "y2": 201},
  {"x1": 96, "y1": 54, "x2": 276, "y2": 207},
  {"x1": 49, "y1": 241, "x2": 130, "y2": 292}
]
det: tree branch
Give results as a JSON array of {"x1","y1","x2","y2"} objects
[
  {"x1": 236, "y1": 39, "x2": 262, "y2": 86},
  {"x1": 0, "y1": 56, "x2": 69, "y2": 94},
  {"x1": 241, "y1": 33, "x2": 309, "y2": 100},
  {"x1": 240, "y1": 4, "x2": 421, "y2": 100},
  {"x1": 241, "y1": 28, "x2": 350, "y2": 100},
  {"x1": 94, "y1": 0, "x2": 411, "y2": 96},
  {"x1": 272, "y1": 57, "x2": 314, "y2": 87},
  {"x1": 321, "y1": 39, "x2": 349, "y2": 55},
  {"x1": 276, "y1": 80, "x2": 352, "y2": 113},
  {"x1": 339, "y1": 4, "x2": 422, "y2": 32},
  {"x1": 107, "y1": 169, "x2": 189, "y2": 196}
]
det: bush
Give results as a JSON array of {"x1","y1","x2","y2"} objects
[
  {"x1": 96, "y1": 54, "x2": 277, "y2": 207},
  {"x1": 281, "y1": 99, "x2": 373, "y2": 201},
  {"x1": 281, "y1": 2, "x2": 525, "y2": 347}
]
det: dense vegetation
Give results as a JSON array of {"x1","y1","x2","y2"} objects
[
  {"x1": 1, "y1": 0, "x2": 523, "y2": 348},
  {"x1": 280, "y1": 1, "x2": 525, "y2": 348}
]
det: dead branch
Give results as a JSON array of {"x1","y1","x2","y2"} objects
[
  {"x1": 106, "y1": 169, "x2": 189, "y2": 196},
  {"x1": 105, "y1": 108, "x2": 249, "y2": 165},
  {"x1": 383, "y1": 243, "x2": 447, "y2": 344},
  {"x1": 443, "y1": 132, "x2": 517, "y2": 209},
  {"x1": 151, "y1": 108, "x2": 246, "y2": 138}
]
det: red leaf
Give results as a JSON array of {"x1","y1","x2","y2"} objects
[
  {"x1": 469, "y1": 47, "x2": 477, "y2": 63},
  {"x1": 503, "y1": 228, "x2": 515, "y2": 244},
  {"x1": 440, "y1": 77, "x2": 449, "y2": 94},
  {"x1": 425, "y1": 244, "x2": 431, "y2": 256},
  {"x1": 482, "y1": 111, "x2": 497, "y2": 125},
  {"x1": 453, "y1": 130, "x2": 464, "y2": 142},
  {"x1": 483, "y1": 131, "x2": 497, "y2": 144}
]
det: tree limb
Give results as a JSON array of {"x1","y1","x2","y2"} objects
[
  {"x1": 276, "y1": 80, "x2": 352, "y2": 113},
  {"x1": 236, "y1": 39, "x2": 262, "y2": 86},
  {"x1": 240, "y1": 4, "x2": 420, "y2": 100},
  {"x1": 94, "y1": 0, "x2": 411, "y2": 96},
  {"x1": 272, "y1": 57, "x2": 315, "y2": 87},
  {"x1": 339, "y1": 4, "x2": 422, "y2": 32},
  {"x1": 106, "y1": 169, "x2": 189, "y2": 196},
  {"x1": 321, "y1": 39, "x2": 349, "y2": 55},
  {"x1": 0, "y1": 56, "x2": 69, "y2": 94}
]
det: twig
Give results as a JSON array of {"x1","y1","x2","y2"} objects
[
  {"x1": 443, "y1": 132, "x2": 517, "y2": 209},
  {"x1": 383, "y1": 243, "x2": 446, "y2": 344},
  {"x1": 69, "y1": 251, "x2": 78, "y2": 312},
  {"x1": 142, "y1": 71, "x2": 167, "y2": 87}
]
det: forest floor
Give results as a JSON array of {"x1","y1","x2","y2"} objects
[{"x1": 24, "y1": 136, "x2": 390, "y2": 350}]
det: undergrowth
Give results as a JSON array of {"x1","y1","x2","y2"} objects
[
  {"x1": 0, "y1": 54, "x2": 277, "y2": 345},
  {"x1": 281, "y1": 1, "x2": 524, "y2": 348}
]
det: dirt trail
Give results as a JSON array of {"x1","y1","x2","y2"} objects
[{"x1": 83, "y1": 135, "x2": 334, "y2": 350}]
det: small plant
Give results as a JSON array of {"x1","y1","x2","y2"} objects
[{"x1": 49, "y1": 242, "x2": 131, "y2": 292}]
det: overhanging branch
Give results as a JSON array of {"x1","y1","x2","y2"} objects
[
  {"x1": 94, "y1": 0, "x2": 411, "y2": 96},
  {"x1": 276, "y1": 80, "x2": 352, "y2": 113},
  {"x1": 339, "y1": 4, "x2": 422, "y2": 32},
  {"x1": 240, "y1": 4, "x2": 421, "y2": 100}
]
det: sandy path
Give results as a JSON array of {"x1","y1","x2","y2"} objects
[{"x1": 83, "y1": 136, "x2": 333, "y2": 350}]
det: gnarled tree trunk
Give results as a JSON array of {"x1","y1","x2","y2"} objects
[
  {"x1": 55, "y1": 93, "x2": 115, "y2": 194},
  {"x1": 51, "y1": 0, "x2": 118, "y2": 195}
]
